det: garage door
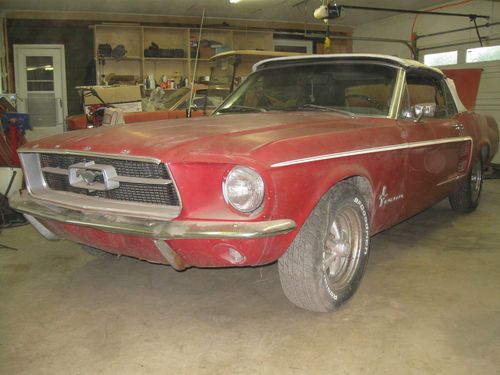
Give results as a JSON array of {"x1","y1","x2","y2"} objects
[{"x1": 424, "y1": 46, "x2": 500, "y2": 164}]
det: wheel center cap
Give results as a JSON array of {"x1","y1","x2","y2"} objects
[{"x1": 325, "y1": 236, "x2": 351, "y2": 258}]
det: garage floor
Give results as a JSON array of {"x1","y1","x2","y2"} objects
[{"x1": 1, "y1": 180, "x2": 499, "y2": 375}]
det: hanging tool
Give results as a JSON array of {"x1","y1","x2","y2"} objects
[{"x1": 324, "y1": 23, "x2": 331, "y2": 49}]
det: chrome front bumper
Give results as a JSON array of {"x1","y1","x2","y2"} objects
[{"x1": 10, "y1": 191, "x2": 297, "y2": 240}]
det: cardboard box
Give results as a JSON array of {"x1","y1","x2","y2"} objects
[
  {"x1": 112, "y1": 101, "x2": 143, "y2": 113},
  {"x1": 80, "y1": 85, "x2": 142, "y2": 106}
]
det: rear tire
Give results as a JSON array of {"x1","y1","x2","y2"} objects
[
  {"x1": 278, "y1": 182, "x2": 371, "y2": 312},
  {"x1": 449, "y1": 156, "x2": 483, "y2": 213}
]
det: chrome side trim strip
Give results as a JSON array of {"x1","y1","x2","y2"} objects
[
  {"x1": 18, "y1": 148, "x2": 162, "y2": 165},
  {"x1": 271, "y1": 136, "x2": 473, "y2": 168},
  {"x1": 407, "y1": 137, "x2": 472, "y2": 148},
  {"x1": 10, "y1": 191, "x2": 296, "y2": 240},
  {"x1": 436, "y1": 174, "x2": 463, "y2": 187}
]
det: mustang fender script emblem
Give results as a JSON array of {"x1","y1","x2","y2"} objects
[
  {"x1": 68, "y1": 161, "x2": 119, "y2": 191},
  {"x1": 378, "y1": 185, "x2": 404, "y2": 208}
]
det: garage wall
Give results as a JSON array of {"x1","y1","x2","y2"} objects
[
  {"x1": 7, "y1": 20, "x2": 94, "y2": 116},
  {"x1": 353, "y1": 1, "x2": 500, "y2": 58},
  {"x1": 353, "y1": 0, "x2": 500, "y2": 164}
]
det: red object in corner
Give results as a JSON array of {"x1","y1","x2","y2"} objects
[
  {"x1": 443, "y1": 68, "x2": 482, "y2": 111},
  {"x1": 7, "y1": 122, "x2": 21, "y2": 166},
  {"x1": 0, "y1": 119, "x2": 27, "y2": 167}
]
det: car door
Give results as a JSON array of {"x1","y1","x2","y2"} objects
[{"x1": 398, "y1": 72, "x2": 470, "y2": 218}]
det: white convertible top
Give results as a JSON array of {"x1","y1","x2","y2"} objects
[
  {"x1": 253, "y1": 53, "x2": 444, "y2": 74},
  {"x1": 252, "y1": 53, "x2": 467, "y2": 113}
]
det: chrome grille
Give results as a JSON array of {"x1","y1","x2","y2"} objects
[
  {"x1": 39, "y1": 153, "x2": 179, "y2": 207},
  {"x1": 40, "y1": 153, "x2": 169, "y2": 179}
]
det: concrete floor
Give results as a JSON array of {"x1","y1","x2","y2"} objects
[{"x1": 1, "y1": 181, "x2": 499, "y2": 375}]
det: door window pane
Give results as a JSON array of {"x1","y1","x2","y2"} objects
[
  {"x1": 26, "y1": 56, "x2": 54, "y2": 92},
  {"x1": 402, "y1": 74, "x2": 451, "y2": 119}
]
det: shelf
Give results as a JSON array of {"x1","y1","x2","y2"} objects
[
  {"x1": 144, "y1": 57, "x2": 188, "y2": 61},
  {"x1": 100, "y1": 56, "x2": 142, "y2": 61},
  {"x1": 93, "y1": 25, "x2": 276, "y2": 83}
]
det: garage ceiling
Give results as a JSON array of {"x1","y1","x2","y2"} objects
[{"x1": 0, "y1": 0, "x2": 469, "y2": 26}]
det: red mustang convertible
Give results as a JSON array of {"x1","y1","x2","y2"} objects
[{"x1": 11, "y1": 55, "x2": 499, "y2": 312}]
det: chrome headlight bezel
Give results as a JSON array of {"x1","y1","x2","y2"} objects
[{"x1": 222, "y1": 166, "x2": 265, "y2": 214}]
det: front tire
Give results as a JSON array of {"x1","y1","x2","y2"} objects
[
  {"x1": 449, "y1": 156, "x2": 483, "y2": 213},
  {"x1": 278, "y1": 182, "x2": 371, "y2": 312}
]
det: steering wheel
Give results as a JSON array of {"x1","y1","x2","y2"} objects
[{"x1": 345, "y1": 94, "x2": 385, "y2": 111}]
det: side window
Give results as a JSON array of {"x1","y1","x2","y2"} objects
[
  {"x1": 402, "y1": 74, "x2": 454, "y2": 119},
  {"x1": 400, "y1": 84, "x2": 411, "y2": 119}
]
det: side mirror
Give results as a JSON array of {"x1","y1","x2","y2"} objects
[{"x1": 413, "y1": 103, "x2": 436, "y2": 122}]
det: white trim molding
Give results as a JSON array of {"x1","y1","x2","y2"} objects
[{"x1": 271, "y1": 136, "x2": 472, "y2": 168}]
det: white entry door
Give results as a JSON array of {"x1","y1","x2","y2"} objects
[{"x1": 14, "y1": 44, "x2": 68, "y2": 141}]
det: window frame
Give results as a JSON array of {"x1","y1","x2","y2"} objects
[{"x1": 399, "y1": 71, "x2": 457, "y2": 120}]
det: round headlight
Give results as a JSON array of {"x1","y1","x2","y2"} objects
[{"x1": 223, "y1": 166, "x2": 265, "y2": 213}]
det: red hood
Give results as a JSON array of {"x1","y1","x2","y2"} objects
[{"x1": 23, "y1": 113, "x2": 390, "y2": 166}]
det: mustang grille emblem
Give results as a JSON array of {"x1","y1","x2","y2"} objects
[
  {"x1": 68, "y1": 161, "x2": 119, "y2": 191},
  {"x1": 76, "y1": 169, "x2": 102, "y2": 185}
]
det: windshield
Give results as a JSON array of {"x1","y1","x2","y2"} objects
[{"x1": 215, "y1": 62, "x2": 399, "y2": 116}]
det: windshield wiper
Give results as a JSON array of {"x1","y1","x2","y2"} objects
[
  {"x1": 295, "y1": 104, "x2": 355, "y2": 117},
  {"x1": 217, "y1": 105, "x2": 267, "y2": 114}
]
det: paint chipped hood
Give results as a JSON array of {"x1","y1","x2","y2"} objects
[{"x1": 21, "y1": 112, "x2": 394, "y2": 167}]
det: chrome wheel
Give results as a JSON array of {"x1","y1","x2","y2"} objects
[
  {"x1": 449, "y1": 155, "x2": 483, "y2": 213},
  {"x1": 470, "y1": 159, "x2": 483, "y2": 203},
  {"x1": 322, "y1": 205, "x2": 363, "y2": 290},
  {"x1": 278, "y1": 182, "x2": 371, "y2": 312}
]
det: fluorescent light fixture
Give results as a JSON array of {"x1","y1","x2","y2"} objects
[{"x1": 229, "y1": 0, "x2": 240, "y2": 3}]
